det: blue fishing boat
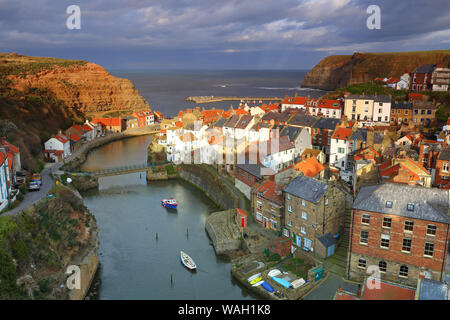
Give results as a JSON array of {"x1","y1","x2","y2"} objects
[
  {"x1": 161, "y1": 198, "x2": 178, "y2": 209},
  {"x1": 272, "y1": 277, "x2": 291, "y2": 289},
  {"x1": 261, "y1": 281, "x2": 274, "y2": 293}
]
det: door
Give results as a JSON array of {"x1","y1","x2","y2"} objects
[
  {"x1": 296, "y1": 235, "x2": 302, "y2": 247},
  {"x1": 327, "y1": 244, "x2": 335, "y2": 257},
  {"x1": 304, "y1": 238, "x2": 312, "y2": 250},
  {"x1": 263, "y1": 217, "x2": 268, "y2": 229}
]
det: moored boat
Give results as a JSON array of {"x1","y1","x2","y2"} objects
[
  {"x1": 180, "y1": 251, "x2": 197, "y2": 270},
  {"x1": 272, "y1": 277, "x2": 291, "y2": 289},
  {"x1": 252, "y1": 280, "x2": 264, "y2": 287},
  {"x1": 247, "y1": 273, "x2": 262, "y2": 283},
  {"x1": 161, "y1": 198, "x2": 178, "y2": 209},
  {"x1": 249, "y1": 276, "x2": 263, "y2": 285},
  {"x1": 261, "y1": 281, "x2": 274, "y2": 293},
  {"x1": 267, "y1": 269, "x2": 281, "y2": 277}
]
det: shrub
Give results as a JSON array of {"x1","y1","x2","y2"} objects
[
  {"x1": 0, "y1": 247, "x2": 18, "y2": 298},
  {"x1": 11, "y1": 238, "x2": 29, "y2": 261},
  {"x1": 267, "y1": 253, "x2": 281, "y2": 262}
]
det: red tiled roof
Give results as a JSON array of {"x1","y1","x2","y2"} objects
[
  {"x1": 295, "y1": 157, "x2": 324, "y2": 178},
  {"x1": 332, "y1": 127, "x2": 352, "y2": 140},
  {"x1": 408, "y1": 93, "x2": 423, "y2": 101},
  {"x1": 69, "y1": 133, "x2": 82, "y2": 142},
  {"x1": 362, "y1": 280, "x2": 415, "y2": 300},
  {"x1": 235, "y1": 108, "x2": 249, "y2": 115},
  {"x1": 0, "y1": 139, "x2": 19, "y2": 154},
  {"x1": 93, "y1": 118, "x2": 122, "y2": 127},
  {"x1": 70, "y1": 124, "x2": 84, "y2": 135},
  {"x1": 236, "y1": 208, "x2": 247, "y2": 217},
  {"x1": 82, "y1": 124, "x2": 93, "y2": 132},
  {"x1": 55, "y1": 134, "x2": 69, "y2": 144},
  {"x1": 255, "y1": 180, "x2": 283, "y2": 205},
  {"x1": 282, "y1": 96, "x2": 308, "y2": 105}
]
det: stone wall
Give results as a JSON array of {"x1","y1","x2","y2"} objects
[
  {"x1": 205, "y1": 209, "x2": 242, "y2": 255},
  {"x1": 179, "y1": 164, "x2": 239, "y2": 209}
]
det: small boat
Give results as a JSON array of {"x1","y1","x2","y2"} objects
[
  {"x1": 247, "y1": 273, "x2": 262, "y2": 283},
  {"x1": 272, "y1": 277, "x2": 291, "y2": 289},
  {"x1": 261, "y1": 281, "x2": 274, "y2": 293},
  {"x1": 291, "y1": 278, "x2": 306, "y2": 289},
  {"x1": 161, "y1": 198, "x2": 178, "y2": 209},
  {"x1": 249, "y1": 276, "x2": 263, "y2": 285},
  {"x1": 180, "y1": 251, "x2": 197, "y2": 270},
  {"x1": 252, "y1": 280, "x2": 264, "y2": 287},
  {"x1": 268, "y1": 269, "x2": 282, "y2": 277}
]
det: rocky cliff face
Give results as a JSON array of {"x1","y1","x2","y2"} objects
[
  {"x1": 301, "y1": 50, "x2": 450, "y2": 91},
  {"x1": 4, "y1": 55, "x2": 149, "y2": 114}
]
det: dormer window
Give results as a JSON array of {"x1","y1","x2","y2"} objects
[
  {"x1": 385, "y1": 201, "x2": 393, "y2": 208},
  {"x1": 407, "y1": 203, "x2": 414, "y2": 211}
]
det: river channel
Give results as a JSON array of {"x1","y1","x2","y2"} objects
[{"x1": 80, "y1": 135, "x2": 256, "y2": 299}]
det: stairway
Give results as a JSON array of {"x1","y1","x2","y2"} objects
[{"x1": 325, "y1": 209, "x2": 352, "y2": 277}]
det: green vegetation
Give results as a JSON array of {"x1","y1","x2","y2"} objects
[
  {"x1": 0, "y1": 53, "x2": 87, "y2": 77},
  {"x1": 282, "y1": 258, "x2": 311, "y2": 279},
  {"x1": 165, "y1": 164, "x2": 176, "y2": 175},
  {"x1": 0, "y1": 186, "x2": 96, "y2": 299}
]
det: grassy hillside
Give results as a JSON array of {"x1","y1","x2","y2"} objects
[
  {"x1": 0, "y1": 53, "x2": 87, "y2": 77},
  {"x1": 0, "y1": 76, "x2": 84, "y2": 172}
]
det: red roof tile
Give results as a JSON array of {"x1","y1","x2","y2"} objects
[
  {"x1": 362, "y1": 280, "x2": 415, "y2": 300},
  {"x1": 255, "y1": 180, "x2": 283, "y2": 205},
  {"x1": 295, "y1": 157, "x2": 324, "y2": 178},
  {"x1": 332, "y1": 127, "x2": 352, "y2": 140}
]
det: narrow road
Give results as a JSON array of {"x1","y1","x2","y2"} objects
[{"x1": 302, "y1": 273, "x2": 359, "y2": 300}]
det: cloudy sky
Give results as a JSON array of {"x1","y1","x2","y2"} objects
[{"x1": 0, "y1": 0, "x2": 449, "y2": 70}]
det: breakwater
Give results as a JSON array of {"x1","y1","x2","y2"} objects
[{"x1": 185, "y1": 96, "x2": 283, "y2": 104}]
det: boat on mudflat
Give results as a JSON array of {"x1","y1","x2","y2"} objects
[
  {"x1": 180, "y1": 251, "x2": 197, "y2": 270},
  {"x1": 247, "y1": 273, "x2": 262, "y2": 283},
  {"x1": 272, "y1": 277, "x2": 291, "y2": 289},
  {"x1": 161, "y1": 198, "x2": 178, "y2": 209},
  {"x1": 261, "y1": 281, "x2": 274, "y2": 293}
]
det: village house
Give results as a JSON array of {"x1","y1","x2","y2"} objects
[
  {"x1": 305, "y1": 99, "x2": 342, "y2": 119},
  {"x1": 252, "y1": 179, "x2": 284, "y2": 232},
  {"x1": 418, "y1": 140, "x2": 443, "y2": 171},
  {"x1": 235, "y1": 162, "x2": 273, "y2": 199},
  {"x1": 286, "y1": 114, "x2": 318, "y2": 135},
  {"x1": 260, "y1": 135, "x2": 296, "y2": 172},
  {"x1": 412, "y1": 102, "x2": 438, "y2": 127},
  {"x1": 390, "y1": 101, "x2": 414, "y2": 126},
  {"x1": 123, "y1": 116, "x2": 139, "y2": 130},
  {"x1": 344, "y1": 94, "x2": 391, "y2": 124},
  {"x1": 348, "y1": 183, "x2": 450, "y2": 287},
  {"x1": 431, "y1": 67, "x2": 450, "y2": 92},
  {"x1": 395, "y1": 73, "x2": 412, "y2": 90},
  {"x1": 281, "y1": 95, "x2": 308, "y2": 112},
  {"x1": 311, "y1": 118, "x2": 342, "y2": 160},
  {"x1": 234, "y1": 114, "x2": 255, "y2": 141},
  {"x1": 261, "y1": 109, "x2": 293, "y2": 126},
  {"x1": 153, "y1": 110, "x2": 164, "y2": 122},
  {"x1": 434, "y1": 147, "x2": 450, "y2": 188},
  {"x1": 82, "y1": 123, "x2": 95, "y2": 141},
  {"x1": 0, "y1": 150, "x2": 12, "y2": 212},
  {"x1": 67, "y1": 133, "x2": 82, "y2": 152},
  {"x1": 280, "y1": 126, "x2": 312, "y2": 159},
  {"x1": 330, "y1": 127, "x2": 353, "y2": 172},
  {"x1": 0, "y1": 138, "x2": 21, "y2": 182},
  {"x1": 248, "y1": 122, "x2": 273, "y2": 143},
  {"x1": 410, "y1": 64, "x2": 436, "y2": 92},
  {"x1": 301, "y1": 148, "x2": 326, "y2": 164},
  {"x1": 92, "y1": 118, "x2": 124, "y2": 133},
  {"x1": 282, "y1": 175, "x2": 346, "y2": 253},
  {"x1": 379, "y1": 156, "x2": 432, "y2": 188},
  {"x1": 44, "y1": 133, "x2": 71, "y2": 162},
  {"x1": 294, "y1": 157, "x2": 325, "y2": 180},
  {"x1": 134, "y1": 110, "x2": 154, "y2": 127},
  {"x1": 222, "y1": 115, "x2": 240, "y2": 139},
  {"x1": 66, "y1": 124, "x2": 85, "y2": 142}
]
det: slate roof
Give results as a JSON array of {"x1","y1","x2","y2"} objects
[
  {"x1": 235, "y1": 115, "x2": 253, "y2": 129},
  {"x1": 313, "y1": 118, "x2": 341, "y2": 130},
  {"x1": 373, "y1": 132, "x2": 384, "y2": 144},
  {"x1": 284, "y1": 175, "x2": 328, "y2": 204},
  {"x1": 412, "y1": 64, "x2": 436, "y2": 74},
  {"x1": 353, "y1": 183, "x2": 450, "y2": 224},
  {"x1": 392, "y1": 101, "x2": 413, "y2": 110},
  {"x1": 374, "y1": 95, "x2": 391, "y2": 103},
  {"x1": 236, "y1": 162, "x2": 272, "y2": 179},
  {"x1": 350, "y1": 129, "x2": 368, "y2": 142},
  {"x1": 317, "y1": 233, "x2": 338, "y2": 248},
  {"x1": 438, "y1": 147, "x2": 450, "y2": 161},
  {"x1": 214, "y1": 117, "x2": 228, "y2": 128},
  {"x1": 224, "y1": 115, "x2": 240, "y2": 128},
  {"x1": 280, "y1": 126, "x2": 302, "y2": 142},
  {"x1": 417, "y1": 279, "x2": 448, "y2": 300},
  {"x1": 261, "y1": 110, "x2": 292, "y2": 123},
  {"x1": 346, "y1": 94, "x2": 375, "y2": 100},
  {"x1": 288, "y1": 114, "x2": 319, "y2": 128}
]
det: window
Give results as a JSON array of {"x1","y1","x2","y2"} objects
[
  {"x1": 302, "y1": 211, "x2": 307, "y2": 220},
  {"x1": 358, "y1": 258, "x2": 366, "y2": 268},
  {"x1": 288, "y1": 205, "x2": 292, "y2": 213},
  {"x1": 256, "y1": 212, "x2": 263, "y2": 222},
  {"x1": 287, "y1": 194, "x2": 291, "y2": 200},
  {"x1": 402, "y1": 238, "x2": 412, "y2": 252},
  {"x1": 385, "y1": 201, "x2": 393, "y2": 208},
  {"x1": 407, "y1": 203, "x2": 414, "y2": 211},
  {"x1": 424, "y1": 242, "x2": 434, "y2": 257},
  {"x1": 379, "y1": 261, "x2": 387, "y2": 273},
  {"x1": 301, "y1": 226, "x2": 306, "y2": 235},
  {"x1": 338, "y1": 147, "x2": 345, "y2": 154},
  {"x1": 427, "y1": 224, "x2": 436, "y2": 236},
  {"x1": 301, "y1": 200, "x2": 306, "y2": 207},
  {"x1": 257, "y1": 201, "x2": 262, "y2": 210},
  {"x1": 380, "y1": 234, "x2": 390, "y2": 248},
  {"x1": 383, "y1": 217, "x2": 392, "y2": 228},
  {"x1": 399, "y1": 265, "x2": 409, "y2": 277},
  {"x1": 360, "y1": 231, "x2": 369, "y2": 244},
  {"x1": 404, "y1": 220, "x2": 414, "y2": 232},
  {"x1": 362, "y1": 214, "x2": 370, "y2": 225},
  {"x1": 443, "y1": 163, "x2": 449, "y2": 173}
]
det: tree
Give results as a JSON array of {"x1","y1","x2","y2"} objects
[
  {"x1": 0, "y1": 247, "x2": 18, "y2": 298},
  {"x1": 0, "y1": 119, "x2": 18, "y2": 138}
]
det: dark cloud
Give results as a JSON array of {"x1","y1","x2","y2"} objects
[{"x1": 0, "y1": 0, "x2": 449, "y2": 69}]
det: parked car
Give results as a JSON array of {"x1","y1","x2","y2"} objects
[
  {"x1": 27, "y1": 181, "x2": 40, "y2": 191},
  {"x1": 31, "y1": 173, "x2": 42, "y2": 185}
]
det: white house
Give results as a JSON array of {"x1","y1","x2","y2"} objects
[
  {"x1": 396, "y1": 73, "x2": 411, "y2": 90},
  {"x1": 305, "y1": 99, "x2": 342, "y2": 119},
  {"x1": 44, "y1": 134, "x2": 71, "y2": 161},
  {"x1": 330, "y1": 127, "x2": 352, "y2": 171},
  {"x1": 0, "y1": 150, "x2": 11, "y2": 212},
  {"x1": 281, "y1": 126, "x2": 312, "y2": 158},
  {"x1": 260, "y1": 136, "x2": 295, "y2": 172},
  {"x1": 234, "y1": 115, "x2": 255, "y2": 141},
  {"x1": 281, "y1": 96, "x2": 308, "y2": 112},
  {"x1": 82, "y1": 123, "x2": 95, "y2": 141},
  {"x1": 372, "y1": 95, "x2": 391, "y2": 123},
  {"x1": 222, "y1": 115, "x2": 240, "y2": 139}
]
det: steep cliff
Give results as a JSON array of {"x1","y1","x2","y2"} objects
[
  {"x1": 301, "y1": 50, "x2": 450, "y2": 91},
  {"x1": 1, "y1": 53, "x2": 150, "y2": 114}
]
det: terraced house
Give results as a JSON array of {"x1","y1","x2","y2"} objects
[
  {"x1": 348, "y1": 183, "x2": 450, "y2": 287},
  {"x1": 282, "y1": 175, "x2": 346, "y2": 254},
  {"x1": 252, "y1": 179, "x2": 283, "y2": 232}
]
